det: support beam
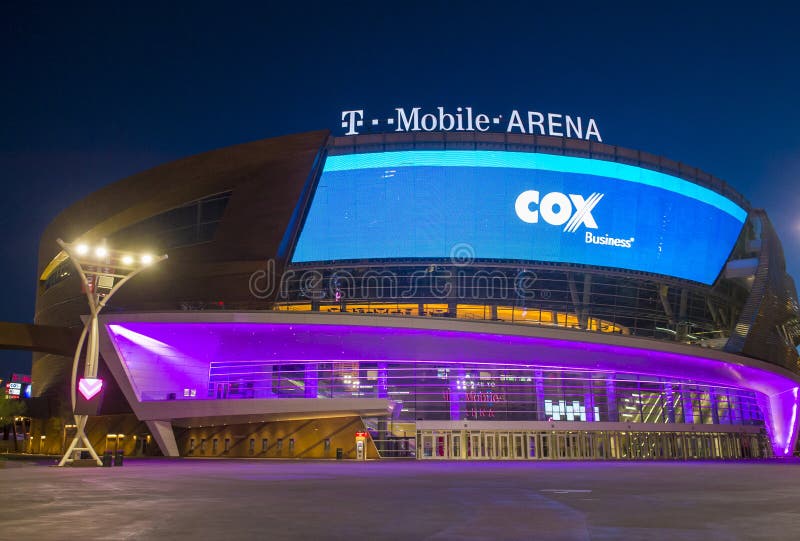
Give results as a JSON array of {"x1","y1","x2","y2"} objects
[
  {"x1": 658, "y1": 284, "x2": 676, "y2": 325},
  {"x1": 145, "y1": 420, "x2": 180, "y2": 457},
  {"x1": 581, "y1": 274, "x2": 592, "y2": 329},
  {"x1": 567, "y1": 273, "x2": 583, "y2": 328},
  {"x1": 677, "y1": 288, "x2": 689, "y2": 340}
]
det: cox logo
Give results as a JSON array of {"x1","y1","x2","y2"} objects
[{"x1": 515, "y1": 190, "x2": 604, "y2": 232}]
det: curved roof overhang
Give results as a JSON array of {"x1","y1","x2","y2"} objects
[{"x1": 97, "y1": 311, "x2": 800, "y2": 456}]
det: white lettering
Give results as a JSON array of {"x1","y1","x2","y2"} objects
[
  {"x1": 548, "y1": 113, "x2": 564, "y2": 137},
  {"x1": 343, "y1": 107, "x2": 603, "y2": 140},
  {"x1": 438, "y1": 107, "x2": 455, "y2": 131},
  {"x1": 516, "y1": 190, "x2": 604, "y2": 232},
  {"x1": 514, "y1": 190, "x2": 539, "y2": 223},
  {"x1": 565, "y1": 116, "x2": 582, "y2": 139},
  {"x1": 528, "y1": 112, "x2": 545, "y2": 135},
  {"x1": 585, "y1": 231, "x2": 634, "y2": 248},
  {"x1": 465, "y1": 107, "x2": 474, "y2": 131},
  {"x1": 341, "y1": 110, "x2": 364, "y2": 136},
  {"x1": 539, "y1": 191, "x2": 572, "y2": 225},
  {"x1": 507, "y1": 110, "x2": 525, "y2": 133},
  {"x1": 586, "y1": 118, "x2": 602, "y2": 142},
  {"x1": 565, "y1": 193, "x2": 602, "y2": 231},
  {"x1": 396, "y1": 107, "x2": 421, "y2": 131},
  {"x1": 421, "y1": 113, "x2": 437, "y2": 131}
]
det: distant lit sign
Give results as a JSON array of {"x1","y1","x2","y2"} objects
[
  {"x1": 5, "y1": 382, "x2": 22, "y2": 398},
  {"x1": 292, "y1": 150, "x2": 747, "y2": 284},
  {"x1": 341, "y1": 107, "x2": 602, "y2": 140}
]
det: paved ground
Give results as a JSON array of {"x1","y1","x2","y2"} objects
[{"x1": 1, "y1": 457, "x2": 799, "y2": 540}]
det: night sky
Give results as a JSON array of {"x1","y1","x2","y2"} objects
[{"x1": 2, "y1": 2, "x2": 799, "y2": 378}]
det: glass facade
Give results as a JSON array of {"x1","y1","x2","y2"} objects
[
  {"x1": 40, "y1": 191, "x2": 232, "y2": 291},
  {"x1": 205, "y1": 360, "x2": 765, "y2": 428},
  {"x1": 275, "y1": 265, "x2": 745, "y2": 349},
  {"x1": 109, "y1": 191, "x2": 232, "y2": 252}
]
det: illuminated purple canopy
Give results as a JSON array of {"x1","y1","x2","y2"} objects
[{"x1": 98, "y1": 311, "x2": 800, "y2": 457}]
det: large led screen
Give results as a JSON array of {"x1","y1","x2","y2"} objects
[{"x1": 291, "y1": 151, "x2": 747, "y2": 284}]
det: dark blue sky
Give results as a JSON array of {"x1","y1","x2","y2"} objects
[{"x1": 2, "y1": 2, "x2": 799, "y2": 377}]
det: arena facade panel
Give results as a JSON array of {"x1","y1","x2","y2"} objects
[{"x1": 29, "y1": 130, "x2": 800, "y2": 460}]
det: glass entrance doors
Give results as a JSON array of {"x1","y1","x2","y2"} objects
[{"x1": 417, "y1": 428, "x2": 770, "y2": 461}]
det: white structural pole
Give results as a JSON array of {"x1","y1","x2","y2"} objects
[{"x1": 56, "y1": 238, "x2": 166, "y2": 467}]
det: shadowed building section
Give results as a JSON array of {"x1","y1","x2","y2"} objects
[{"x1": 0, "y1": 322, "x2": 79, "y2": 356}]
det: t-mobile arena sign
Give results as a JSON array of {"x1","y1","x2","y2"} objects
[{"x1": 341, "y1": 106, "x2": 602, "y2": 141}]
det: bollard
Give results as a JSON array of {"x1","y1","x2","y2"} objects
[
  {"x1": 114, "y1": 450, "x2": 124, "y2": 466},
  {"x1": 102, "y1": 451, "x2": 113, "y2": 467},
  {"x1": 336, "y1": 448, "x2": 343, "y2": 460}
]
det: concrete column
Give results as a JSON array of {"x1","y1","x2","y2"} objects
[
  {"x1": 145, "y1": 420, "x2": 179, "y2": 457},
  {"x1": 448, "y1": 302, "x2": 457, "y2": 318},
  {"x1": 677, "y1": 288, "x2": 689, "y2": 341}
]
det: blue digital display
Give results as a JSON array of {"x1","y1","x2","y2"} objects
[{"x1": 291, "y1": 151, "x2": 746, "y2": 284}]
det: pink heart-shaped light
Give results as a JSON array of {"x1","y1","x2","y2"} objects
[{"x1": 78, "y1": 378, "x2": 103, "y2": 400}]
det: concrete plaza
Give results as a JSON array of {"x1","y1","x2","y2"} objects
[{"x1": 1, "y1": 457, "x2": 799, "y2": 540}]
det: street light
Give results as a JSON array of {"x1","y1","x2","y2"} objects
[{"x1": 56, "y1": 238, "x2": 167, "y2": 467}]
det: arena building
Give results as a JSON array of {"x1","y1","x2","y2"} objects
[{"x1": 20, "y1": 129, "x2": 800, "y2": 460}]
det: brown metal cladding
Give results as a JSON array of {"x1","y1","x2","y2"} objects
[
  {"x1": 35, "y1": 130, "x2": 329, "y2": 325},
  {"x1": 32, "y1": 130, "x2": 329, "y2": 409}
]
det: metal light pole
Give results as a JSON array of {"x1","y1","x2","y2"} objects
[{"x1": 57, "y1": 238, "x2": 167, "y2": 467}]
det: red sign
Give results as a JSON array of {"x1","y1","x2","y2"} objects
[{"x1": 355, "y1": 431, "x2": 368, "y2": 438}]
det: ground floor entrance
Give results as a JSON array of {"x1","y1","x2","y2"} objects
[{"x1": 416, "y1": 423, "x2": 770, "y2": 460}]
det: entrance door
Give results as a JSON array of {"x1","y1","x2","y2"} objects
[
  {"x1": 469, "y1": 433, "x2": 482, "y2": 459},
  {"x1": 435, "y1": 434, "x2": 448, "y2": 458},
  {"x1": 528, "y1": 434, "x2": 538, "y2": 459},
  {"x1": 498, "y1": 434, "x2": 510, "y2": 459},
  {"x1": 567, "y1": 432, "x2": 580, "y2": 459},
  {"x1": 538, "y1": 433, "x2": 552, "y2": 459},
  {"x1": 451, "y1": 433, "x2": 462, "y2": 459},
  {"x1": 512, "y1": 434, "x2": 526, "y2": 459},
  {"x1": 421, "y1": 433, "x2": 433, "y2": 458},
  {"x1": 555, "y1": 433, "x2": 567, "y2": 458},
  {"x1": 484, "y1": 433, "x2": 497, "y2": 459}
]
